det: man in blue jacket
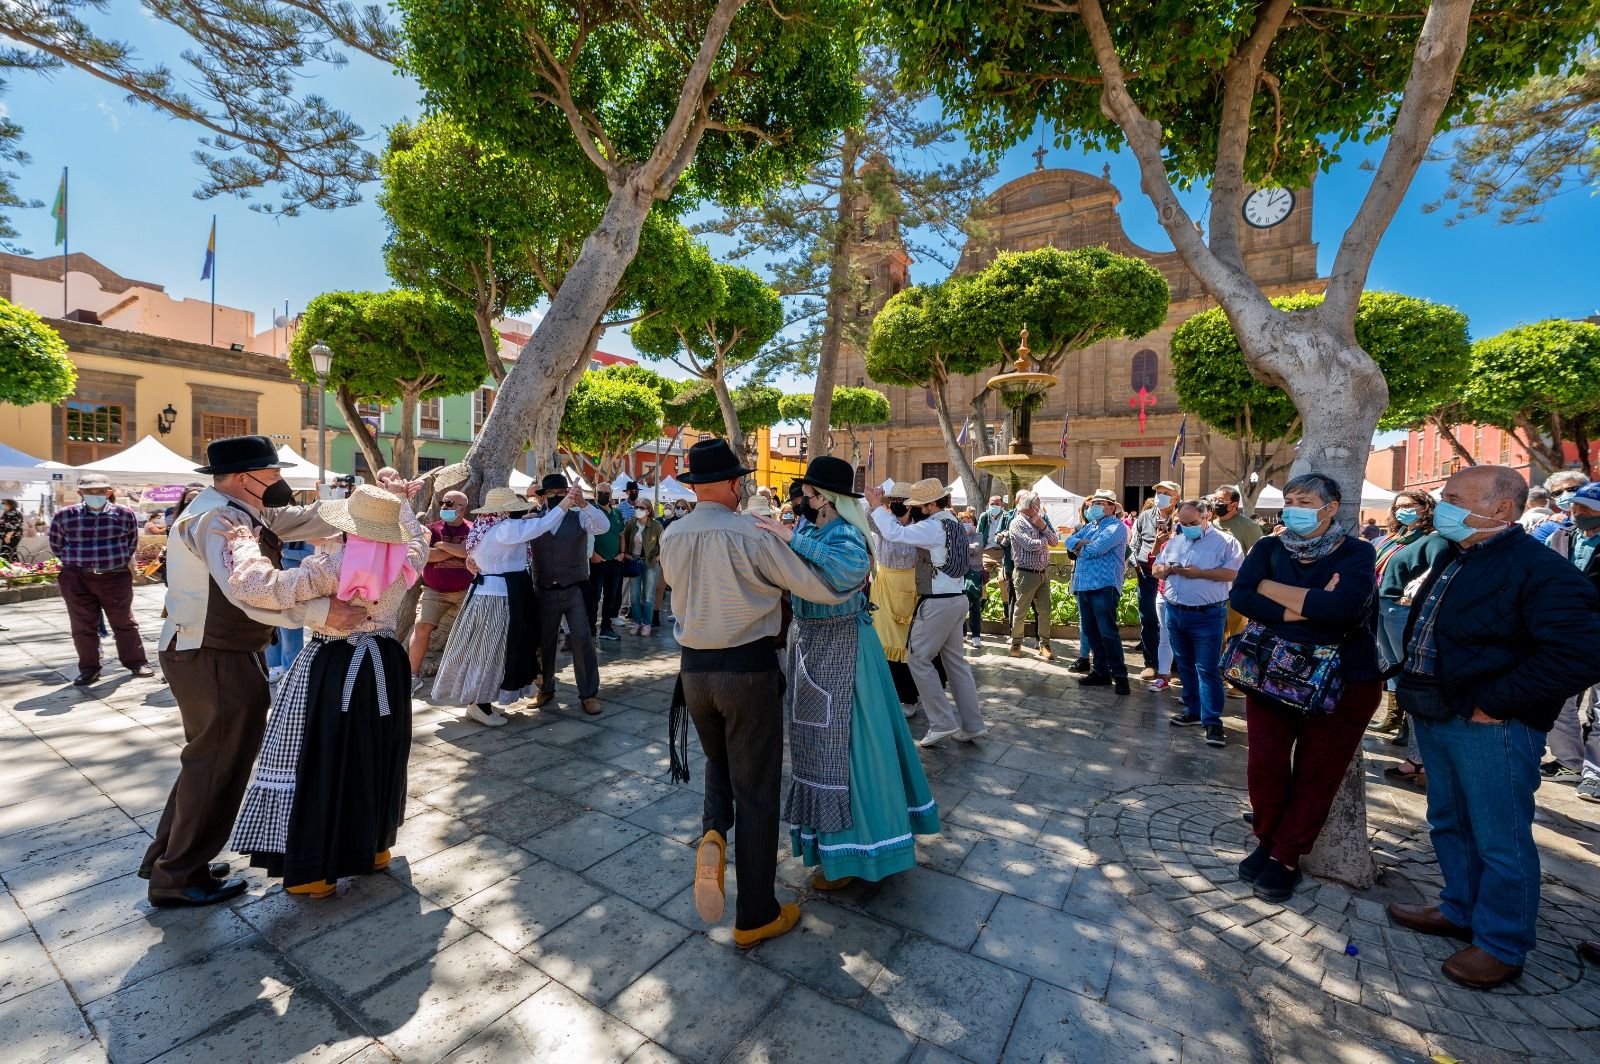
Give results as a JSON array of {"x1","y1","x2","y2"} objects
[{"x1": 1388, "y1": 465, "x2": 1600, "y2": 990}]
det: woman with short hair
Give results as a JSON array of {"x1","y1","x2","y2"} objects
[
  {"x1": 1229, "y1": 473, "x2": 1381, "y2": 901},
  {"x1": 1372, "y1": 491, "x2": 1448, "y2": 783}
]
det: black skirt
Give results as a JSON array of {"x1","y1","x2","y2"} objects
[
  {"x1": 498, "y1": 569, "x2": 541, "y2": 693},
  {"x1": 253, "y1": 633, "x2": 412, "y2": 887}
]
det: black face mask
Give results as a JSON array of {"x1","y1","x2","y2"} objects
[
  {"x1": 908, "y1": 505, "x2": 929, "y2": 523},
  {"x1": 252, "y1": 475, "x2": 294, "y2": 509},
  {"x1": 794, "y1": 496, "x2": 817, "y2": 522},
  {"x1": 1576, "y1": 513, "x2": 1600, "y2": 534},
  {"x1": 889, "y1": 501, "x2": 908, "y2": 518}
]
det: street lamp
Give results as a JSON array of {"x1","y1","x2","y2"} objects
[{"x1": 309, "y1": 341, "x2": 333, "y2": 488}]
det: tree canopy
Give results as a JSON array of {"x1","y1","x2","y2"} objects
[
  {"x1": 559, "y1": 365, "x2": 666, "y2": 478},
  {"x1": 0, "y1": 299, "x2": 74, "y2": 407},
  {"x1": 1461, "y1": 319, "x2": 1600, "y2": 478}
]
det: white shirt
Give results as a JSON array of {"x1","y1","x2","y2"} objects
[
  {"x1": 469, "y1": 504, "x2": 608, "y2": 595},
  {"x1": 1155, "y1": 526, "x2": 1244, "y2": 606},
  {"x1": 871, "y1": 507, "x2": 965, "y2": 595}
]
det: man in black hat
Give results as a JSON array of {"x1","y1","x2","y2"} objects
[
  {"x1": 141, "y1": 435, "x2": 366, "y2": 907},
  {"x1": 527, "y1": 473, "x2": 610, "y2": 714},
  {"x1": 659, "y1": 438, "x2": 857, "y2": 948}
]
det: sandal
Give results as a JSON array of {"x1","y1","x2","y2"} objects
[{"x1": 1383, "y1": 759, "x2": 1425, "y2": 784}]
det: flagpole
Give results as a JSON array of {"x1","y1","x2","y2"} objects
[
  {"x1": 209, "y1": 214, "x2": 216, "y2": 346},
  {"x1": 60, "y1": 168, "x2": 68, "y2": 317}
]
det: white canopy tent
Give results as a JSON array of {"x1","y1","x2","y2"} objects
[
  {"x1": 1032, "y1": 474, "x2": 1086, "y2": 529},
  {"x1": 657, "y1": 476, "x2": 696, "y2": 503},
  {"x1": 0, "y1": 442, "x2": 59, "y2": 483},
  {"x1": 274, "y1": 445, "x2": 343, "y2": 492},
  {"x1": 1254, "y1": 479, "x2": 1398, "y2": 510},
  {"x1": 72, "y1": 435, "x2": 210, "y2": 486},
  {"x1": 563, "y1": 466, "x2": 594, "y2": 492}
]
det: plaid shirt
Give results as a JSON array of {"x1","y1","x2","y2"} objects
[
  {"x1": 1008, "y1": 511, "x2": 1059, "y2": 571},
  {"x1": 48, "y1": 502, "x2": 140, "y2": 570}
]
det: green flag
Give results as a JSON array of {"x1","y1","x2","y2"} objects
[{"x1": 51, "y1": 169, "x2": 66, "y2": 246}]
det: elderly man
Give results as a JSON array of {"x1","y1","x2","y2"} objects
[
  {"x1": 407, "y1": 489, "x2": 473, "y2": 686},
  {"x1": 49, "y1": 473, "x2": 152, "y2": 685},
  {"x1": 866, "y1": 478, "x2": 987, "y2": 747},
  {"x1": 1155, "y1": 500, "x2": 1244, "y2": 747},
  {"x1": 976, "y1": 494, "x2": 1011, "y2": 621},
  {"x1": 1387, "y1": 465, "x2": 1600, "y2": 989},
  {"x1": 661, "y1": 438, "x2": 854, "y2": 948},
  {"x1": 1066, "y1": 490, "x2": 1130, "y2": 696},
  {"x1": 1132, "y1": 480, "x2": 1181, "y2": 679},
  {"x1": 1531, "y1": 469, "x2": 1586, "y2": 544},
  {"x1": 1008, "y1": 489, "x2": 1059, "y2": 661},
  {"x1": 142, "y1": 435, "x2": 363, "y2": 907},
  {"x1": 1518, "y1": 487, "x2": 1552, "y2": 531},
  {"x1": 1542, "y1": 482, "x2": 1600, "y2": 801}
]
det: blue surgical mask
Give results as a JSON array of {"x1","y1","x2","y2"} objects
[
  {"x1": 1556, "y1": 492, "x2": 1576, "y2": 512},
  {"x1": 1394, "y1": 507, "x2": 1419, "y2": 526},
  {"x1": 1085, "y1": 505, "x2": 1105, "y2": 523},
  {"x1": 988, "y1": 505, "x2": 1002, "y2": 517},
  {"x1": 440, "y1": 509, "x2": 459, "y2": 522},
  {"x1": 1179, "y1": 524, "x2": 1203, "y2": 541},
  {"x1": 1433, "y1": 499, "x2": 1506, "y2": 544},
  {"x1": 1280, "y1": 504, "x2": 1327, "y2": 536},
  {"x1": 84, "y1": 494, "x2": 109, "y2": 510},
  {"x1": 1155, "y1": 494, "x2": 1172, "y2": 509}
]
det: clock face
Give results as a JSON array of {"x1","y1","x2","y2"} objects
[{"x1": 1242, "y1": 187, "x2": 1294, "y2": 229}]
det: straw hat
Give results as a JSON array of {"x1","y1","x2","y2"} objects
[
  {"x1": 903, "y1": 477, "x2": 953, "y2": 506},
  {"x1": 472, "y1": 486, "x2": 534, "y2": 515},
  {"x1": 744, "y1": 500, "x2": 778, "y2": 519},
  {"x1": 320, "y1": 485, "x2": 408, "y2": 544}
]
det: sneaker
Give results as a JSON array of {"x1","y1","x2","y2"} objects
[
  {"x1": 1008, "y1": 645, "x2": 1024, "y2": 658},
  {"x1": 1169, "y1": 711, "x2": 1202, "y2": 727},
  {"x1": 1252, "y1": 859, "x2": 1303, "y2": 902},
  {"x1": 1077, "y1": 674, "x2": 1111, "y2": 687},
  {"x1": 464, "y1": 705, "x2": 508, "y2": 727},
  {"x1": 598, "y1": 629, "x2": 621, "y2": 642},
  {"x1": 1238, "y1": 844, "x2": 1271, "y2": 883},
  {"x1": 902, "y1": 702, "x2": 919, "y2": 719},
  {"x1": 1067, "y1": 657, "x2": 1091, "y2": 674},
  {"x1": 641, "y1": 625, "x2": 652, "y2": 637},
  {"x1": 1205, "y1": 724, "x2": 1226, "y2": 748},
  {"x1": 411, "y1": 676, "x2": 425, "y2": 695},
  {"x1": 1577, "y1": 776, "x2": 1600, "y2": 803},
  {"x1": 919, "y1": 728, "x2": 959, "y2": 748},
  {"x1": 1038, "y1": 645, "x2": 1055, "y2": 663},
  {"x1": 630, "y1": 625, "x2": 642, "y2": 636},
  {"x1": 968, "y1": 637, "x2": 983, "y2": 650},
  {"x1": 1139, "y1": 667, "x2": 1156, "y2": 681},
  {"x1": 1541, "y1": 761, "x2": 1581, "y2": 783},
  {"x1": 1149, "y1": 678, "x2": 1171, "y2": 691},
  {"x1": 953, "y1": 726, "x2": 989, "y2": 742}
]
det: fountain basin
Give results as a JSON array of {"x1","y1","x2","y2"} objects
[
  {"x1": 985, "y1": 371, "x2": 1057, "y2": 398},
  {"x1": 974, "y1": 452, "x2": 1071, "y2": 493}
]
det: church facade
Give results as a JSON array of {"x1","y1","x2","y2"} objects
[{"x1": 837, "y1": 167, "x2": 1325, "y2": 510}]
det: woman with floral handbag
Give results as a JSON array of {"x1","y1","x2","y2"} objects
[{"x1": 1226, "y1": 473, "x2": 1381, "y2": 901}]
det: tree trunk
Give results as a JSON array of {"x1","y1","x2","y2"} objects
[
  {"x1": 811, "y1": 135, "x2": 862, "y2": 453},
  {"x1": 710, "y1": 368, "x2": 747, "y2": 466},
  {"x1": 1574, "y1": 418, "x2": 1593, "y2": 479},
  {"x1": 473, "y1": 306, "x2": 508, "y2": 384},
  {"x1": 1429, "y1": 415, "x2": 1477, "y2": 467},
  {"x1": 463, "y1": 187, "x2": 655, "y2": 499},
  {"x1": 971, "y1": 388, "x2": 996, "y2": 502},
  {"x1": 334, "y1": 385, "x2": 388, "y2": 477},
  {"x1": 931, "y1": 381, "x2": 981, "y2": 507},
  {"x1": 393, "y1": 392, "x2": 420, "y2": 479}
]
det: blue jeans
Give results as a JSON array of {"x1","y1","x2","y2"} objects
[
  {"x1": 1412, "y1": 715, "x2": 1545, "y2": 967},
  {"x1": 631, "y1": 564, "x2": 658, "y2": 626},
  {"x1": 265, "y1": 545, "x2": 312, "y2": 671},
  {"x1": 1166, "y1": 601, "x2": 1226, "y2": 725},
  {"x1": 1076, "y1": 586, "x2": 1126, "y2": 682}
]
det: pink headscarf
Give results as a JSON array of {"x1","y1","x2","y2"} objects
[{"x1": 336, "y1": 534, "x2": 418, "y2": 604}]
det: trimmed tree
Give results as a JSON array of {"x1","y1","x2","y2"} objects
[
  {"x1": 883, "y1": 0, "x2": 1598, "y2": 890},
  {"x1": 398, "y1": 0, "x2": 865, "y2": 498},
  {"x1": 1171, "y1": 291, "x2": 1472, "y2": 507},
  {"x1": 829, "y1": 386, "x2": 893, "y2": 469},
  {"x1": 289, "y1": 291, "x2": 486, "y2": 478},
  {"x1": 0, "y1": 299, "x2": 74, "y2": 406},
  {"x1": 559, "y1": 365, "x2": 666, "y2": 481},
  {"x1": 1462, "y1": 320, "x2": 1600, "y2": 479}
]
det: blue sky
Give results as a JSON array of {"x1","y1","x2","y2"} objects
[{"x1": 6, "y1": 12, "x2": 1596, "y2": 385}]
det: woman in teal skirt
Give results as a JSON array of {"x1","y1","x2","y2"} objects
[{"x1": 754, "y1": 455, "x2": 940, "y2": 888}]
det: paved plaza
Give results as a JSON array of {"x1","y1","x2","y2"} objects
[{"x1": 1, "y1": 587, "x2": 1598, "y2": 1064}]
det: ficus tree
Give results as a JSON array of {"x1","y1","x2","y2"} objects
[
  {"x1": 398, "y1": 0, "x2": 865, "y2": 499},
  {"x1": 780, "y1": 386, "x2": 892, "y2": 466},
  {"x1": 674, "y1": 381, "x2": 783, "y2": 460},
  {"x1": 558, "y1": 364, "x2": 666, "y2": 481},
  {"x1": 289, "y1": 290, "x2": 486, "y2": 478},
  {"x1": 882, "y1": 0, "x2": 1598, "y2": 889},
  {"x1": 1460, "y1": 320, "x2": 1600, "y2": 479},
  {"x1": 631, "y1": 263, "x2": 784, "y2": 465},
  {"x1": 1171, "y1": 291, "x2": 1472, "y2": 508},
  {"x1": 0, "y1": 299, "x2": 74, "y2": 406}
]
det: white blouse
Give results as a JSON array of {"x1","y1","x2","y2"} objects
[{"x1": 468, "y1": 504, "x2": 608, "y2": 596}]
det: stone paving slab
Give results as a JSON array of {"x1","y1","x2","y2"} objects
[{"x1": 2, "y1": 588, "x2": 1598, "y2": 1062}]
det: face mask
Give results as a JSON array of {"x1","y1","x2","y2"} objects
[
  {"x1": 1179, "y1": 524, "x2": 1203, "y2": 541},
  {"x1": 988, "y1": 505, "x2": 1002, "y2": 517},
  {"x1": 1280, "y1": 505, "x2": 1329, "y2": 536},
  {"x1": 676, "y1": 506, "x2": 688, "y2": 516},
  {"x1": 962, "y1": 521, "x2": 975, "y2": 532},
  {"x1": 247, "y1": 474, "x2": 294, "y2": 509},
  {"x1": 597, "y1": 496, "x2": 611, "y2": 507},
  {"x1": 1212, "y1": 500, "x2": 1232, "y2": 516},
  {"x1": 1575, "y1": 513, "x2": 1600, "y2": 534},
  {"x1": 781, "y1": 514, "x2": 795, "y2": 524},
  {"x1": 440, "y1": 509, "x2": 459, "y2": 522},
  {"x1": 1432, "y1": 499, "x2": 1507, "y2": 543},
  {"x1": 1155, "y1": 493, "x2": 1172, "y2": 509},
  {"x1": 795, "y1": 496, "x2": 818, "y2": 521},
  {"x1": 889, "y1": 501, "x2": 908, "y2": 518},
  {"x1": 1085, "y1": 505, "x2": 1105, "y2": 523},
  {"x1": 1393, "y1": 507, "x2": 1419, "y2": 526},
  {"x1": 83, "y1": 494, "x2": 109, "y2": 510},
  {"x1": 1556, "y1": 492, "x2": 1576, "y2": 512}
]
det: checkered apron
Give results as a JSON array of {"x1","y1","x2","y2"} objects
[
  {"x1": 230, "y1": 631, "x2": 396, "y2": 855},
  {"x1": 783, "y1": 613, "x2": 857, "y2": 833}
]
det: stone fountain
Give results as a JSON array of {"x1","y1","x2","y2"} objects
[{"x1": 972, "y1": 327, "x2": 1071, "y2": 495}]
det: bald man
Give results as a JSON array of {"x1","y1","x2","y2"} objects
[{"x1": 408, "y1": 489, "x2": 474, "y2": 683}]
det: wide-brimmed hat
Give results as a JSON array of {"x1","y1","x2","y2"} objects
[
  {"x1": 472, "y1": 487, "x2": 533, "y2": 515},
  {"x1": 194, "y1": 434, "x2": 290, "y2": 475},
  {"x1": 745, "y1": 500, "x2": 778, "y2": 519},
  {"x1": 797, "y1": 455, "x2": 862, "y2": 499},
  {"x1": 77, "y1": 474, "x2": 112, "y2": 491},
  {"x1": 1090, "y1": 489, "x2": 1118, "y2": 503},
  {"x1": 679, "y1": 438, "x2": 754, "y2": 485},
  {"x1": 320, "y1": 484, "x2": 408, "y2": 544},
  {"x1": 539, "y1": 473, "x2": 569, "y2": 495},
  {"x1": 904, "y1": 478, "x2": 952, "y2": 506},
  {"x1": 624, "y1": 481, "x2": 640, "y2": 491}
]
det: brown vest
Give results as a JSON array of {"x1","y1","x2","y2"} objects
[{"x1": 201, "y1": 503, "x2": 284, "y2": 652}]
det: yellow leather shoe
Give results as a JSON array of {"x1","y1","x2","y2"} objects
[
  {"x1": 373, "y1": 850, "x2": 392, "y2": 872},
  {"x1": 694, "y1": 830, "x2": 726, "y2": 924},
  {"x1": 733, "y1": 902, "x2": 800, "y2": 949},
  {"x1": 812, "y1": 871, "x2": 858, "y2": 891},
  {"x1": 286, "y1": 880, "x2": 335, "y2": 899}
]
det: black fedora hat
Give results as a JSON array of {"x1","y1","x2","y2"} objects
[
  {"x1": 797, "y1": 454, "x2": 863, "y2": 498},
  {"x1": 678, "y1": 438, "x2": 755, "y2": 485},
  {"x1": 194, "y1": 434, "x2": 291, "y2": 475},
  {"x1": 539, "y1": 472, "x2": 570, "y2": 495}
]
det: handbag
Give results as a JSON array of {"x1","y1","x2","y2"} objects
[
  {"x1": 1221, "y1": 620, "x2": 1345, "y2": 715},
  {"x1": 620, "y1": 557, "x2": 644, "y2": 578}
]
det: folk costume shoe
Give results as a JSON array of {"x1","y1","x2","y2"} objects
[
  {"x1": 733, "y1": 902, "x2": 800, "y2": 949},
  {"x1": 138, "y1": 861, "x2": 229, "y2": 882},
  {"x1": 1442, "y1": 945, "x2": 1523, "y2": 990},
  {"x1": 373, "y1": 850, "x2": 392, "y2": 872},
  {"x1": 1387, "y1": 903, "x2": 1473, "y2": 942},
  {"x1": 694, "y1": 830, "x2": 726, "y2": 924},
  {"x1": 812, "y1": 872, "x2": 858, "y2": 891},
  {"x1": 286, "y1": 880, "x2": 337, "y2": 900},
  {"x1": 148, "y1": 877, "x2": 248, "y2": 908}
]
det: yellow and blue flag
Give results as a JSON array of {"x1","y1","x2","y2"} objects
[{"x1": 200, "y1": 217, "x2": 215, "y2": 281}]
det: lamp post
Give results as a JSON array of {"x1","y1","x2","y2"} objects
[{"x1": 309, "y1": 341, "x2": 332, "y2": 488}]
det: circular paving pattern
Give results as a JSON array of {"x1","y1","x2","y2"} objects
[{"x1": 1088, "y1": 782, "x2": 1600, "y2": 1058}]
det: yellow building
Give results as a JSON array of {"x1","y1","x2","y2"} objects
[
  {"x1": 752, "y1": 447, "x2": 806, "y2": 495},
  {"x1": 0, "y1": 316, "x2": 308, "y2": 467}
]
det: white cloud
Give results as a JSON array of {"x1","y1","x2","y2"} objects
[{"x1": 96, "y1": 99, "x2": 121, "y2": 132}]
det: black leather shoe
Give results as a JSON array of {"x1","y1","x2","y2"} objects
[
  {"x1": 148, "y1": 878, "x2": 248, "y2": 908},
  {"x1": 129, "y1": 664, "x2": 155, "y2": 678},
  {"x1": 1077, "y1": 674, "x2": 1111, "y2": 687},
  {"x1": 138, "y1": 862, "x2": 229, "y2": 882},
  {"x1": 1113, "y1": 680, "x2": 1131, "y2": 696},
  {"x1": 73, "y1": 669, "x2": 101, "y2": 686},
  {"x1": 1253, "y1": 859, "x2": 1303, "y2": 901},
  {"x1": 1238, "y1": 844, "x2": 1271, "y2": 883},
  {"x1": 1067, "y1": 657, "x2": 1091, "y2": 674}
]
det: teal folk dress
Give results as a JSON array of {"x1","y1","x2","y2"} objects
[{"x1": 785, "y1": 518, "x2": 940, "y2": 881}]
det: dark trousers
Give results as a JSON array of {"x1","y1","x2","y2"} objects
[
  {"x1": 966, "y1": 591, "x2": 983, "y2": 640},
  {"x1": 682, "y1": 669, "x2": 785, "y2": 931},
  {"x1": 1135, "y1": 566, "x2": 1160, "y2": 668},
  {"x1": 59, "y1": 566, "x2": 147, "y2": 673},
  {"x1": 143, "y1": 647, "x2": 271, "y2": 889},
  {"x1": 1246, "y1": 680, "x2": 1382, "y2": 866},
  {"x1": 887, "y1": 656, "x2": 946, "y2": 706},
  {"x1": 588, "y1": 560, "x2": 623, "y2": 633},
  {"x1": 538, "y1": 585, "x2": 599, "y2": 699},
  {"x1": 1077, "y1": 586, "x2": 1128, "y2": 682}
]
